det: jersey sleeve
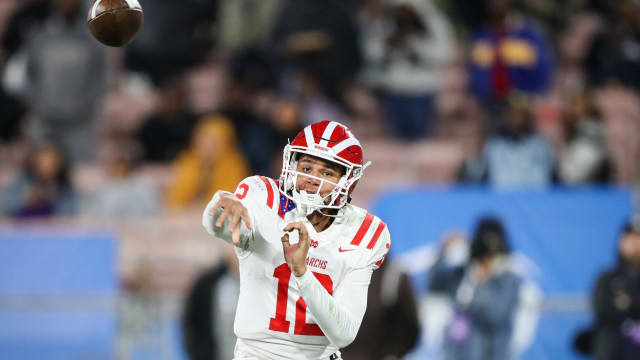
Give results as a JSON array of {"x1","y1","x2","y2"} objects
[
  {"x1": 292, "y1": 215, "x2": 392, "y2": 349},
  {"x1": 293, "y1": 266, "x2": 373, "y2": 349},
  {"x1": 202, "y1": 176, "x2": 279, "y2": 252}
]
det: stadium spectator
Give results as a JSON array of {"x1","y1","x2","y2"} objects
[
  {"x1": 429, "y1": 216, "x2": 521, "y2": 360},
  {"x1": 277, "y1": 63, "x2": 351, "y2": 130},
  {"x1": 84, "y1": 137, "x2": 159, "y2": 218},
  {"x1": 585, "y1": 0, "x2": 640, "y2": 91},
  {"x1": 590, "y1": 220, "x2": 640, "y2": 360},
  {"x1": 216, "y1": 0, "x2": 283, "y2": 53},
  {"x1": 0, "y1": 0, "x2": 50, "y2": 60},
  {"x1": 518, "y1": 0, "x2": 586, "y2": 38},
  {"x1": 219, "y1": 49, "x2": 279, "y2": 176},
  {"x1": 460, "y1": 92, "x2": 556, "y2": 189},
  {"x1": 18, "y1": 0, "x2": 106, "y2": 162},
  {"x1": 469, "y1": 0, "x2": 555, "y2": 100},
  {"x1": 166, "y1": 116, "x2": 249, "y2": 210},
  {"x1": 123, "y1": 0, "x2": 217, "y2": 85},
  {"x1": 267, "y1": 96, "x2": 305, "y2": 176},
  {"x1": 558, "y1": 92, "x2": 612, "y2": 185},
  {"x1": 269, "y1": 96, "x2": 304, "y2": 151},
  {"x1": 202, "y1": 120, "x2": 391, "y2": 359},
  {"x1": 183, "y1": 245, "x2": 239, "y2": 360},
  {"x1": 270, "y1": 0, "x2": 362, "y2": 107},
  {"x1": 0, "y1": 142, "x2": 77, "y2": 218},
  {"x1": 359, "y1": 0, "x2": 455, "y2": 140},
  {"x1": 441, "y1": 0, "x2": 486, "y2": 36},
  {"x1": 0, "y1": 0, "x2": 48, "y2": 143},
  {"x1": 136, "y1": 77, "x2": 198, "y2": 163},
  {"x1": 0, "y1": 85, "x2": 24, "y2": 143},
  {"x1": 341, "y1": 255, "x2": 420, "y2": 360},
  {"x1": 468, "y1": 0, "x2": 554, "y2": 131}
]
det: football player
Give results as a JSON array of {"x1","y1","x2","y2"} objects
[{"x1": 202, "y1": 120, "x2": 391, "y2": 359}]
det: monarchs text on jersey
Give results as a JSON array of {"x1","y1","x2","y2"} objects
[{"x1": 203, "y1": 176, "x2": 391, "y2": 360}]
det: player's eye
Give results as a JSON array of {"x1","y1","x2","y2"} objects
[{"x1": 301, "y1": 167, "x2": 311, "y2": 173}]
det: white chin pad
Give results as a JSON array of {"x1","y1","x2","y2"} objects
[
  {"x1": 296, "y1": 190, "x2": 325, "y2": 215},
  {"x1": 299, "y1": 190, "x2": 322, "y2": 204}
]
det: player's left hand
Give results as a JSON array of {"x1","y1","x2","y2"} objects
[{"x1": 281, "y1": 222, "x2": 311, "y2": 277}]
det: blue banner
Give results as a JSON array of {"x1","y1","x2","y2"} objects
[
  {"x1": 371, "y1": 186, "x2": 633, "y2": 360},
  {"x1": 0, "y1": 229, "x2": 118, "y2": 360}
]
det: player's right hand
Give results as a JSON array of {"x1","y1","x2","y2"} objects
[{"x1": 208, "y1": 192, "x2": 252, "y2": 244}]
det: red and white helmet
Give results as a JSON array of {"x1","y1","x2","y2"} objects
[{"x1": 279, "y1": 120, "x2": 371, "y2": 215}]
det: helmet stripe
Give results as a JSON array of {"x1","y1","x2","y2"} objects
[
  {"x1": 318, "y1": 121, "x2": 339, "y2": 147},
  {"x1": 303, "y1": 125, "x2": 315, "y2": 146},
  {"x1": 330, "y1": 137, "x2": 361, "y2": 155}
]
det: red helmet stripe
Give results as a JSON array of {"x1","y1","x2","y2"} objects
[
  {"x1": 312, "y1": 121, "x2": 331, "y2": 142},
  {"x1": 329, "y1": 124, "x2": 347, "y2": 143}
]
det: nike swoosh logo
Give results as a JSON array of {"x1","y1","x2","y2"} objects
[{"x1": 338, "y1": 247, "x2": 355, "y2": 253}]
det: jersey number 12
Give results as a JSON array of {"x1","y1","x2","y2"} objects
[{"x1": 268, "y1": 263, "x2": 333, "y2": 336}]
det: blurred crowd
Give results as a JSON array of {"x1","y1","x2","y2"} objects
[
  {"x1": 1, "y1": 0, "x2": 640, "y2": 220},
  {"x1": 2, "y1": 2, "x2": 640, "y2": 359}
]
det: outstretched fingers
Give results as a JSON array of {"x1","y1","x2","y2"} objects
[
  {"x1": 240, "y1": 208, "x2": 252, "y2": 230},
  {"x1": 209, "y1": 200, "x2": 223, "y2": 217},
  {"x1": 208, "y1": 195, "x2": 252, "y2": 245},
  {"x1": 229, "y1": 208, "x2": 252, "y2": 243},
  {"x1": 231, "y1": 226, "x2": 241, "y2": 244},
  {"x1": 215, "y1": 206, "x2": 231, "y2": 228},
  {"x1": 230, "y1": 212, "x2": 243, "y2": 241}
]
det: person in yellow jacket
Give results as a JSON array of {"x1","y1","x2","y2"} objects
[{"x1": 167, "y1": 115, "x2": 250, "y2": 210}]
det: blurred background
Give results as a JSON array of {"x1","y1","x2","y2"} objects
[{"x1": 0, "y1": 0, "x2": 639, "y2": 359}]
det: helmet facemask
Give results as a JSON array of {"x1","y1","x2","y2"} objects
[{"x1": 279, "y1": 144, "x2": 368, "y2": 216}]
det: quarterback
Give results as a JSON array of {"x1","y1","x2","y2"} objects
[{"x1": 202, "y1": 120, "x2": 391, "y2": 359}]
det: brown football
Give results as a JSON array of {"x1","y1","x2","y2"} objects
[{"x1": 88, "y1": 0, "x2": 143, "y2": 47}]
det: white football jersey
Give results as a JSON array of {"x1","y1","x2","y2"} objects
[{"x1": 203, "y1": 176, "x2": 391, "y2": 360}]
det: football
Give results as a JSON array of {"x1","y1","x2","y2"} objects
[{"x1": 88, "y1": 0, "x2": 144, "y2": 47}]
